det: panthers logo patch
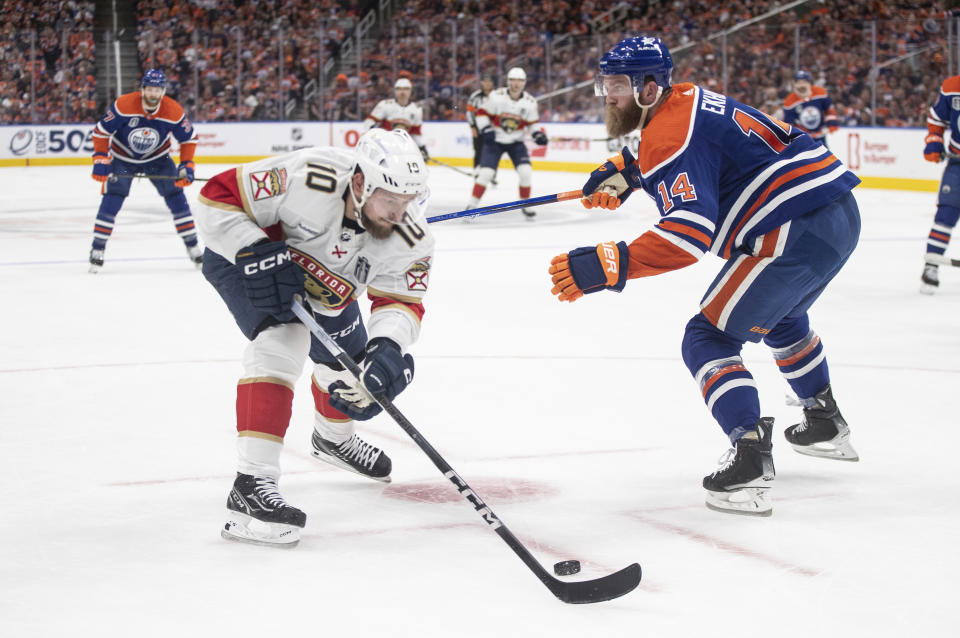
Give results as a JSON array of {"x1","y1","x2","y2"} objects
[
  {"x1": 249, "y1": 168, "x2": 288, "y2": 201},
  {"x1": 290, "y1": 248, "x2": 355, "y2": 310},
  {"x1": 499, "y1": 115, "x2": 521, "y2": 132}
]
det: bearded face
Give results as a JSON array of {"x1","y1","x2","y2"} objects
[{"x1": 605, "y1": 99, "x2": 644, "y2": 138}]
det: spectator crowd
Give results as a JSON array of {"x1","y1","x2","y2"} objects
[{"x1": 0, "y1": 0, "x2": 956, "y2": 129}]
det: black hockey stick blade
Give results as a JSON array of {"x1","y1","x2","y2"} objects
[{"x1": 545, "y1": 562, "x2": 642, "y2": 604}]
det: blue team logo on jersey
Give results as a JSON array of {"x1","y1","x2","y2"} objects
[
  {"x1": 799, "y1": 105, "x2": 823, "y2": 130},
  {"x1": 127, "y1": 127, "x2": 161, "y2": 154}
]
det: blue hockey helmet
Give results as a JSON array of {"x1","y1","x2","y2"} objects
[
  {"x1": 794, "y1": 70, "x2": 813, "y2": 83},
  {"x1": 595, "y1": 36, "x2": 673, "y2": 98},
  {"x1": 141, "y1": 68, "x2": 167, "y2": 89}
]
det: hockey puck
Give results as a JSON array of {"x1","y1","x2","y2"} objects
[{"x1": 553, "y1": 560, "x2": 581, "y2": 576}]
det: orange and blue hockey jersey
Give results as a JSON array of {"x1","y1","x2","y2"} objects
[
  {"x1": 781, "y1": 86, "x2": 838, "y2": 140},
  {"x1": 623, "y1": 83, "x2": 860, "y2": 277},
  {"x1": 927, "y1": 76, "x2": 960, "y2": 156},
  {"x1": 92, "y1": 92, "x2": 197, "y2": 164}
]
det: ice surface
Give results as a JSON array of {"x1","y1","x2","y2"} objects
[{"x1": 1, "y1": 163, "x2": 958, "y2": 636}]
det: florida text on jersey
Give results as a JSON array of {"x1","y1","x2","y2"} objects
[
  {"x1": 928, "y1": 76, "x2": 960, "y2": 156},
  {"x1": 627, "y1": 83, "x2": 860, "y2": 275},
  {"x1": 92, "y1": 93, "x2": 197, "y2": 163},
  {"x1": 196, "y1": 147, "x2": 435, "y2": 335}
]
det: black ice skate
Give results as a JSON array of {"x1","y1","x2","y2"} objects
[
  {"x1": 784, "y1": 385, "x2": 859, "y2": 461},
  {"x1": 920, "y1": 263, "x2": 939, "y2": 294},
  {"x1": 311, "y1": 430, "x2": 392, "y2": 482},
  {"x1": 522, "y1": 207, "x2": 536, "y2": 220},
  {"x1": 88, "y1": 249, "x2": 105, "y2": 273},
  {"x1": 703, "y1": 417, "x2": 776, "y2": 517},
  {"x1": 222, "y1": 473, "x2": 306, "y2": 548},
  {"x1": 186, "y1": 243, "x2": 203, "y2": 268}
]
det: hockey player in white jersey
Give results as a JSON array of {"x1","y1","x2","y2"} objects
[
  {"x1": 195, "y1": 129, "x2": 435, "y2": 547},
  {"x1": 467, "y1": 67, "x2": 548, "y2": 219},
  {"x1": 363, "y1": 77, "x2": 429, "y2": 160}
]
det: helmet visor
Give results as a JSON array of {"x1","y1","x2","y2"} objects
[{"x1": 594, "y1": 74, "x2": 636, "y2": 97}]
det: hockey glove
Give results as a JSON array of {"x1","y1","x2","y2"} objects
[
  {"x1": 580, "y1": 147, "x2": 642, "y2": 210},
  {"x1": 175, "y1": 160, "x2": 196, "y2": 187},
  {"x1": 532, "y1": 129, "x2": 549, "y2": 146},
  {"x1": 924, "y1": 133, "x2": 945, "y2": 163},
  {"x1": 419, "y1": 145, "x2": 430, "y2": 161},
  {"x1": 92, "y1": 152, "x2": 111, "y2": 183},
  {"x1": 549, "y1": 241, "x2": 629, "y2": 303},
  {"x1": 235, "y1": 240, "x2": 305, "y2": 321},
  {"x1": 328, "y1": 338, "x2": 415, "y2": 420}
]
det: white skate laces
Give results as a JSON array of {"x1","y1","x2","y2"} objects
[
  {"x1": 337, "y1": 434, "x2": 380, "y2": 470},
  {"x1": 253, "y1": 476, "x2": 288, "y2": 509}
]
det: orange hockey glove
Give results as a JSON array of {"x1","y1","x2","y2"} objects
[
  {"x1": 91, "y1": 152, "x2": 111, "y2": 183},
  {"x1": 175, "y1": 160, "x2": 196, "y2": 188},
  {"x1": 549, "y1": 241, "x2": 628, "y2": 303},
  {"x1": 580, "y1": 147, "x2": 641, "y2": 211},
  {"x1": 924, "y1": 133, "x2": 945, "y2": 163}
]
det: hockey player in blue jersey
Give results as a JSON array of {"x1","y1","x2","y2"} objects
[
  {"x1": 549, "y1": 36, "x2": 861, "y2": 516},
  {"x1": 782, "y1": 70, "x2": 839, "y2": 147},
  {"x1": 88, "y1": 69, "x2": 201, "y2": 272},
  {"x1": 920, "y1": 75, "x2": 960, "y2": 293}
]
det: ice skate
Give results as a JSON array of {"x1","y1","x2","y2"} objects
[
  {"x1": 920, "y1": 262, "x2": 939, "y2": 295},
  {"x1": 785, "y1": 385, "x2": 859, "y2": 461},
  {"x1": 221, "y1": 473, "x2": 306, "y2": 548},
  {"x1": 88, "y1": 249, "x2": 105, "y2": 273},
  {"x1": 186, "y1": 243, "x2": 203, "y2": 268},
  {"x1": 311, "y1": 430, "x2": 392, "y2": 482},
  {"x1": 522, "y1": 207, "x2": 536, "y2": 221},
  {"x1": 703, "y1": 417, "x2": 775, "y2": 517}
]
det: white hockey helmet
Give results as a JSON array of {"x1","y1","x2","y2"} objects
[
  {"x1": 507, "y1": 67, "x2": 526, "y2": 81},
  {"x1": 352, "y1": 128, "x2": 429, "y2": 222}
]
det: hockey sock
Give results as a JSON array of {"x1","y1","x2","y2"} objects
[
  {"x1": 764, "y1": 315, "x2": 829, "y2": 403},
  {"x1": 171, "y1": 209, "x2": 199, "y2": 247},
  {"x1": 236, "y1": 435, "x2": 283, "y2": 478},
  {"x1": 926, "y1": 204, "x2": 960, "y2": 256},
  {"x1": 311, "y1": 374, "x2": 353, "y2": 444},
  {"x1": 92, "y1": 194, "x2": 125, "y2": 250},
  {"x1": 236, "y1": 379, "x2": 293, "y2": 441},
  {"x1": 682, "y1": 314, "x2": 761, "y2": 443}
]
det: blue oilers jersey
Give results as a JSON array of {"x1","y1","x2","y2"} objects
[
  {"x1": 92, "y1": 92, "x2": 198, "y2": 164},
  {"x1": 634, "y1": 83, "x2": 860, "y2": 264},
  {"x1": 781, "y1": 86, "x2": 838, "y2": 140},
  {"x1": 927, "y1": 76, "x2": 960, "y2": 155}
]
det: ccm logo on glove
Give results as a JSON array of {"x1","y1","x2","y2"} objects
[{"x1": 240, "y1": 250, "x2": 292, "y2": 275}]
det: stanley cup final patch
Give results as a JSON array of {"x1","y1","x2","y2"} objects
[
  {"x1": 249, "y1": 168, "x2": 289, "y2": 201},
  {"x1": 406, "y1": 257, "x2": 431, "y2": 291}
]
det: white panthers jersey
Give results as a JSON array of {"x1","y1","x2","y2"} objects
[
  {"x1": 195, "y1": 146, "x2": 435, "y2": 346},
  {"x1": 364, "y1": 99, "x2": 424, "y2": 145},
  {"x1": 475, "y1": 88, "x2": 539, "y2": 144}
]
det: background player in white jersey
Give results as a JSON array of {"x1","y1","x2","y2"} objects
[
  {"x1": 466, "y1": 74, "x2": 495, "y2": 171},
  {"x1": 194, "y1": 129, "x2": 434, "y2": 547},
  {"x1": 363, "y1": 77, "x2": 429, "y2": 160},
  {"x1": 467, "y1": 67, "x2": 548, "y2": 219}
]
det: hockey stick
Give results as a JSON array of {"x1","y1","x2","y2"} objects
[
  {"x1": 107, "y1": 172, "x2": 209, "y2": 183},
  {"x1": 425, "y1": 190, "x2": 583, "y2": 223},
  {"x1": 925, "y1": 254, "x2": 960, "y2": 267},
  {"x1": 549, "y1": 136, "x2": 612, "y2": 143},
  {"x1": 290, "y1": 297, "x2": 641, "y2": 604},
  {"x1": 427, "y1": 158, "x2": 499, "y2": 186}
]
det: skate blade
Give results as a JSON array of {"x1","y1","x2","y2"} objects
[
  {"x1": 310, "y1": 449, "x2": 391, "y2": 483},
  {"x1": 789, "y1": 440, "x2": 859, "y2": 461},
  {"x1": 88, "y1": 264, "x2": 101, "y2": 274},
  {"x1": 705, "y1": 487, "x2": 773, "y2": 517},
  {"x1": 221, "y1": 512, "x2": 301, "y2": 548},
  {"x1": 919, "y1": 283, "x2": 938, "y2": 295}
]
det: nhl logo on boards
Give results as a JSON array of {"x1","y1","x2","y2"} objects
[{"x1": 127, "y1": 127, "x2": 160, "y2": 154}]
